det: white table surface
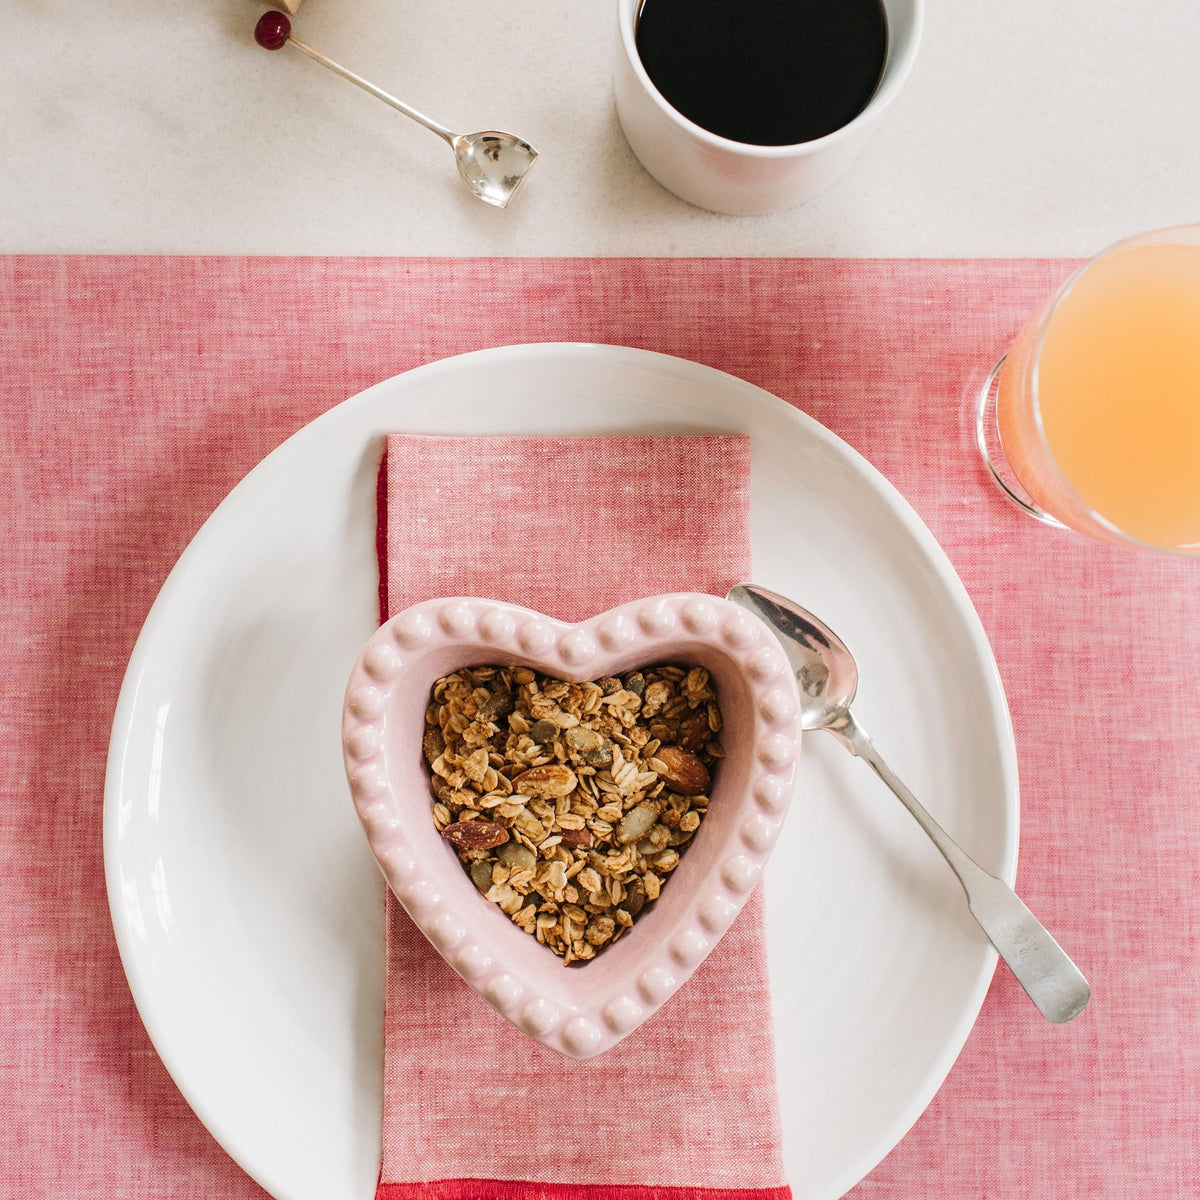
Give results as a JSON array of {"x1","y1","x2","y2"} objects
[{"x1": 5, "y1": 0, "x2": 1199, "y2": 258}]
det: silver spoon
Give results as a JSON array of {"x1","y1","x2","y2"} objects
[
  {"x1": 728, "y1": 582, "x2": 1091, "y2": 1025},
  {"x1": 254, "y1": 11, "x2": 538, "y2": 209}
]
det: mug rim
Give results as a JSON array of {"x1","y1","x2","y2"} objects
[{"x1": 617, "y1": 0, "x2": 925, "y2": 159}]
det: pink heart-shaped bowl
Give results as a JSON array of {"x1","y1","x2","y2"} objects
[{"x1": 341, "y1": 594, "x2": 802, "y2": 1059}]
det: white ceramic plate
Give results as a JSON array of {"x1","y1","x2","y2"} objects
[{"x1": 105, "y1": 344, "x2": 1017, "y2": 1200}]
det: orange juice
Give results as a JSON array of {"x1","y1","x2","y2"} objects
[{"x1": 997, "y1": 233, "x2": 1200, "y2": 553}]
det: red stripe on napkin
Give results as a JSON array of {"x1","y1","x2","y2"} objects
[
  {"x1": 377, "y1": 1182, "x2": 793, "y2": 1200},
  {"x1": 376, "y1": 433, "x2": 790, "y2": 1197}
]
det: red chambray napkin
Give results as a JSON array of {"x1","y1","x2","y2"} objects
[{"x1": 375, "y1": 433, "x2": 790, "y2": 1200}]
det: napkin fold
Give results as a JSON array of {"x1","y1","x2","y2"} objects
[{"x1": 375, "y1": 434, "x2": 790, "y2": 1200}]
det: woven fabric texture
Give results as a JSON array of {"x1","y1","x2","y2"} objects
[
  {"x1": 1, "y1": 256, "x2": 1198, "y2": 1200},
  {"x1": 377, "y1": 432, "x2": 787, "y2": 1195}
]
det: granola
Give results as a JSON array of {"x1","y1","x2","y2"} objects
[{"x1": 424, "y1": 663, "x2": 723, "y2": 963}]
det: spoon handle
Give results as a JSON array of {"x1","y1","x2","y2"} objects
[
  {"x1": 285, "y1": 35, "x2": 455, "y2": 142},
  {"x1": 844, "y1": 720, "x2": 1091, "y2": 1025}
]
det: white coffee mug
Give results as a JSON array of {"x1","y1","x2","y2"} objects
[{"x1": 614, "y1": 0, "x2": 923, "y2": 215}]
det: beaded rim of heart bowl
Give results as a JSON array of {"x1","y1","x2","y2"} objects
[{"x1": 341, "y1": 593, "x2": 802, "y2": 1059}]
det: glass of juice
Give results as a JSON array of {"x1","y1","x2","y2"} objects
[{"x1": 977, "y1": 224, "x2": 1200, "y2": 555}]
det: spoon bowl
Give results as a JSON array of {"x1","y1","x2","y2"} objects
[
  {"x1": 452, "y1": 132, "x2": 539, "y2": 208},
  {"x1": 731, "y1": 587, "x2": 860, "y2": 735},
  {"x1": 728, "y1": 582, "x2": 1091, "y2": 1025}
]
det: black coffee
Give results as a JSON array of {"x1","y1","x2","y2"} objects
[{"x1": 635, "y1": 0, "x2": 888, "y2": 147}]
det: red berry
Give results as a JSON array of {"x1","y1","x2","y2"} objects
[{"x1": 254, "y1": 11, "x2": 291, "y2": 50}]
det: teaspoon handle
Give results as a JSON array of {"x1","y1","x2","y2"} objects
[
  {"x1": 285, "y1": 35, "x2": 454, "y2": 142},
  {"x1": 843, "y1": 720, "x2": 1091, "y2": 1025}
]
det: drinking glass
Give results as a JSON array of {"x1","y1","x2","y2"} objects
[{"x1": 976, "y1": 224, "x2": 1200, "y2": 556}]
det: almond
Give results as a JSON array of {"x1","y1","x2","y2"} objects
[
  {"x1": 511, "y1": 763, "x2": 578, "y2": 799},
  {"x1": 653, "y1": 745, "x2": 710, "y2": 796},
  {"x1": 559, "y1": 827, "x2": 593, "y2": 850},
  {"x1": 442, "y1": 820, "x2": 509, "y2": 850}
]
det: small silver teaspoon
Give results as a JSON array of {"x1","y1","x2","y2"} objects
[
  {"x1": 254, "y1": 11, "x2": 538, "y2": 209},
  {"x1": 728, "y1": 583, "x2": 1091, "y2": 1024}
]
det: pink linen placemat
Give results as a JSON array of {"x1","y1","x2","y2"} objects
[
  {"x1": 377, "y1": 433, "x2": 787, "y2": 1200},
  {"x1": 2, "y1": 255, "x2": 1198, "y2": 1199}
]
